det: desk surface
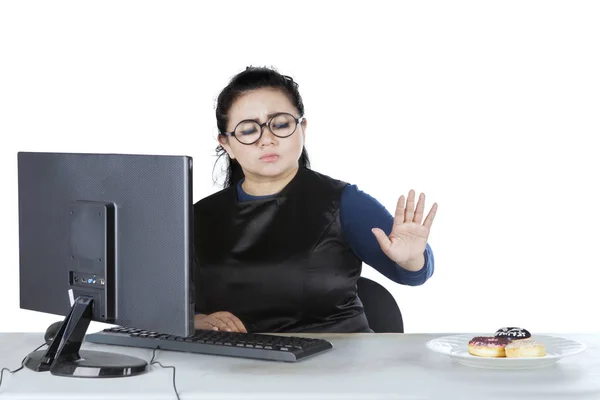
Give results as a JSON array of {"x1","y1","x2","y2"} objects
[{"x1": 0, "y1": 332, "x2": 598, "y2": 399}]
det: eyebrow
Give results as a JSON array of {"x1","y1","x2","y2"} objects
[{"x1": 247, "y1": 112, "x2": 282, "y2": 121}]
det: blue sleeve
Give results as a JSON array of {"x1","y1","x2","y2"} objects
[{"x1": 340, "y1": 184, "x2": 434, "y2": 286}]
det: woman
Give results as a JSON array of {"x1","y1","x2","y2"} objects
[{"x1": 194, "y1": 66, "x2": 438, "y2": 333}]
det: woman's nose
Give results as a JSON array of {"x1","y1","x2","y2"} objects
[{"x1": 258, "y1": 125, "x2": 276, "y2": 146}]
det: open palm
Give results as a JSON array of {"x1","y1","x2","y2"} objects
[{"x1": 372, "y1": 190, "x2": 438, "y2": 270}]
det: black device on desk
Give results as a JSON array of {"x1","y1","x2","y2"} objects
[{"x1": 17, "y1": 152, "x2": 332, "y2": 379}]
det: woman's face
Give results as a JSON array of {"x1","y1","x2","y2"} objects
[{"x1": 220, "y1": 88, "x2": 306, "y2": 181}]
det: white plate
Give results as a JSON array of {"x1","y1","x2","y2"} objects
[{"x1": 426, "y1": 334, "x2": 586, "y2": 369}]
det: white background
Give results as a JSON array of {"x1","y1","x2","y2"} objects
[{"x1": 1, "y1": 1, "x2": 599, "y2": 335}]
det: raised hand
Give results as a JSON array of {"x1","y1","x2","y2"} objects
[{"x1": 372, "y1": 189, "x2": 438, "y2": 271}]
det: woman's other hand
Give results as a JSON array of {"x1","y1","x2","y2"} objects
[{"x1": 372, "y1": 189, "x2": 437, "y2": 271}]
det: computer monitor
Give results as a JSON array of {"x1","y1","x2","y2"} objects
[{"x1": 16, "y1": 151, "x2": 194, "y2": 378}]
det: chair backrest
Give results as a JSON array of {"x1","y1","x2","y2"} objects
[{"x1": 357, "y1": 277, "x2": 404, "y2": 333}]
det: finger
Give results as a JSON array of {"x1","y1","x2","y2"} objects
[
  {"x1": 423, "y1": 202, "x2": 438, "y2": 229},
  {"x1": 393, "y1": 195, "x2": 406, "y2": 230},
  {"x1": 194, "y1": 317, "x2": 211, "y2": 330},
  {"x1": 223, "y1": 317, "x2": 241, "y2": 332},
  {"x1": 198, "y1": 318, "x2": 220, "y2": 331},
  {"x1": 215, "y1": 315, "x2": 237, "y2": 332},
  {"x1": 194, "y1": 313, "x2": 212, "y2": 329},
  {"x1": 404, "y1": 190, "x2": 416, "y2": 222},
  {"x1": 203, "y1": 323, "x2": 219, "y2": 331},
  {"x1": 228, "y1": 315, "x2": 248, "y2": 333},
  {"x1": 214, "y1": 312, "x2": 242, "y2": 332},
  {"x1": 210, "y1": 316, "x2": 233, "y2": 331},
  {"x1": 413, "y1": 193, "x2": 426, "y2": 224},
  {"x1": 372, "y1": 228, "x2": 391, "y2": 254}
]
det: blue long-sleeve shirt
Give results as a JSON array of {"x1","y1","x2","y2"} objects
[{"x1": 236, "y1": 181, "x2": 434, "y2": 286}]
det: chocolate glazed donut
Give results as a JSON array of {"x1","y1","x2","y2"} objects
[{"x1": 494, "y1": 327, "x2": 532, "y2": 341}]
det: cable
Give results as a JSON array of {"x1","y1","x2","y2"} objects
[
  {"x1": 0, "y1": 343, "x2": 47, "y2": 390},
  {"x1": 3, "y1": 343, "x2": 181, "y2": 399},
  {"x1": 2, "y1": 344, "x2": 181, "y2": 400},
  {"x1": 149, "y1": 347, "x2": 181, "y2": 400}
]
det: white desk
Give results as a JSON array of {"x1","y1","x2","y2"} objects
[{"x1": 0, "y1": 332, "x2": 598, "y2": 399}]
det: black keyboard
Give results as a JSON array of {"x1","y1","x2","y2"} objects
[{"x1": 85, "y1": 326, "x2": 333, "y2": 362}]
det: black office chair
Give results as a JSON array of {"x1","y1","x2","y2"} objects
[{"x1": 357, "y1": 277, "x2": 404, "y2": 333}]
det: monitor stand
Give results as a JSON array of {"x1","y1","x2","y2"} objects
[{"x1": 24, "y1": 296, "x2": 148, "y2": 378}]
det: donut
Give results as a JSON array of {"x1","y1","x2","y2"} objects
[
  {"x1": 468, "y1": 336, "x2": 510, "y2": 357},
  {"x1": 505, "y1": 339, "x2": 547, "y2": 358},
  {"x1": 494, "y1": 327, "x2": 531, "y2": 341}
]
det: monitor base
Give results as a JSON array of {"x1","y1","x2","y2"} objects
[
  {"x1": 24, "y1": 349, "x2": 148, "y2": 378},
  {"x1": 23, "y1": 295, "x2": 148, "y2": 378}
]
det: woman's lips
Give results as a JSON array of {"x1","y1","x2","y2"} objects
[{"x1": 260, "y1": 154, "x2": 279, "y2": 163}]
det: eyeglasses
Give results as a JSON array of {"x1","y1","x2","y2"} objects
[{"x1": 222, "y1": 112, "x2": 305, "y2": 145}]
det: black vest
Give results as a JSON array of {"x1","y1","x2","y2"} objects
[{"x1": 193, "y1": 167, "x2": 370, "y2": 333}]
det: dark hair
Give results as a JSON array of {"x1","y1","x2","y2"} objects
[{"x1": 213, "y1": 66, "x2": 310, "y2": 188}]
